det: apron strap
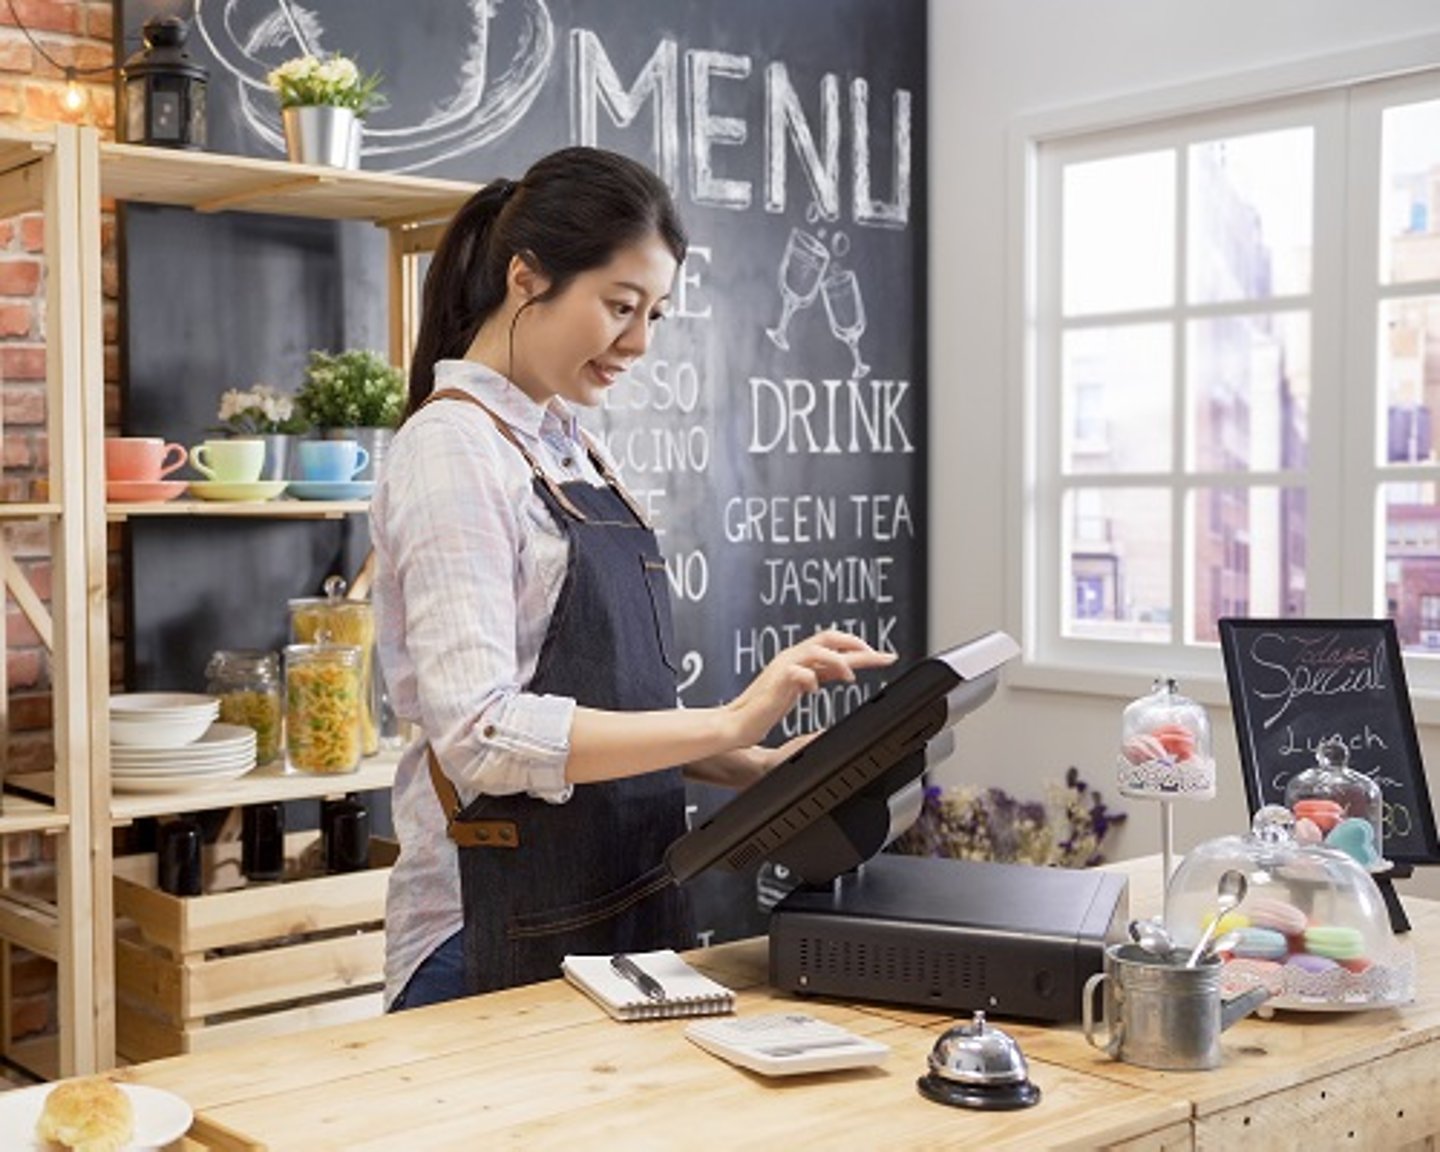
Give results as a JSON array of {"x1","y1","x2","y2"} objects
[
  {"x1": 425, "y1": 387, "x2": 589, "y2": 522},
  {"x1": 575, "y1": 426, "x2": 654, "y2": 530},
  {"x1": 427, "y1": 745, "x2": 521, "y2": 849}
]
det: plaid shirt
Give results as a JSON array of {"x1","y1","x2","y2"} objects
[{"x1": 372, "y1": 359, "x2": 613, "y2": 1006}]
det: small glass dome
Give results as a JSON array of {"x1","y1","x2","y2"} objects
[
  {"x1": 1116, "y1": 677, "x2": 1216, "y2": 800},
  {"x1": 1164, "y1": 806, "x2": 1413, "y2": 1011},
  {"x1": 1282, "y1": 737, "x2": 1388, "y2": 871}
]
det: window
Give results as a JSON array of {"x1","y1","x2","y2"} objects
[{"x1": 1024, "y1": 64, "x2": 1440, "y2": 689}]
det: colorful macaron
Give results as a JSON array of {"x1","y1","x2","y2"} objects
[
  {"x1": 1147, "y1": 723, "x2": 1196, "y2": 761},
  {"x1": 1285, "y1": 952, "x2": 1340, "y2": 974},
  {"x1": 1302, "y1": 925, "x2": 1365, "y2": 961},
  {"x1": 1244, "y1": 897, "x2": 1308, "y2": 936},
  {"x1": 1232, "y1": 926, "x2": 1289, "y2": 961},
  {"x1": 1122, "y1": 733, "x2": 1169, "y2": 765},
  {"x1": 1292, "y1": 798, "x2": 1345, "y2": 833}
]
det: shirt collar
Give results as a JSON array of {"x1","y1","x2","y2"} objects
[{"x1": 432, "y1": 360, "x2": 581, "y2": 444}]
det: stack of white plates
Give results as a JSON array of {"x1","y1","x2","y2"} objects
[{"x1": 109, "y1": 694, "x2": 256, "y2": 792}]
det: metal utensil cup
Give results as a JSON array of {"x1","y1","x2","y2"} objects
[{"x1": 1083, "y1": 942, "x2": 1269, "y2": 1070}]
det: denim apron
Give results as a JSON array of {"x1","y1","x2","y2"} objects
[{"x1": 424, "y1": 388, "x2": 692, "y2": 994}]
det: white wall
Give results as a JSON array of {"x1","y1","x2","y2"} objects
[{"x1": 928, "y1": 0, "x2": 1440, "y2": 895}]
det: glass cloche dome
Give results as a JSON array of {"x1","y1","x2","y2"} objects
[
  {"x1": 1164, "y1": 806, "x2": 1413, "y2": 1011},
  {"x1": 1117, "y1": 677, "x2": 1216, "y2": 800},
  {"x1": 1282, "y1": 737, "x2": 1388, "y2": 872}
]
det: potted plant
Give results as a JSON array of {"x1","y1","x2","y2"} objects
[
  {"x1": 266, "y1": 52, "x2": 384, "y2": 169},
  {"x1": 295, "y1": 349, "x2": 406, "y2": 481},
  {"x1": 214, "y1": 383, "x2": 310, "y2": 480}
]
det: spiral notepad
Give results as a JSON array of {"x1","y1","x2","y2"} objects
[{"x1": 561, "y1": 949, "x2": 735, "y2": 1021}]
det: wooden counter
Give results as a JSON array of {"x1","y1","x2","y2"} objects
[{"x1": 118, "y1": 856, "x2": 1440, "y2": 1150}]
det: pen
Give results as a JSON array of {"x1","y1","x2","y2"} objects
[{"x1": 611, "y1": 953, "x2": 667, "y2": 1001}]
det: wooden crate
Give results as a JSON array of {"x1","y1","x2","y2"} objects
[{"x1": 113, "y1": 832, "x2": 398, "y2": 1063}]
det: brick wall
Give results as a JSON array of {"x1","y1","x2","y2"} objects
[{"x1": 1, "y1": 0, "x2": 116, "y2": 1047}]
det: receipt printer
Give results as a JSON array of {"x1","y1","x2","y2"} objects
[{"x1": 768, "y1": 853, "x2": 1129, "y2": 1023}]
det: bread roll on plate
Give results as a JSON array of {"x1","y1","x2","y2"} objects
[{"x1": 34, "y1": 1076, "x2": 134, "y2": 1152}]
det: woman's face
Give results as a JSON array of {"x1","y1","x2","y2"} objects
[{"x1": 511, "y1": 232, "x2": 678, "y2": 408}]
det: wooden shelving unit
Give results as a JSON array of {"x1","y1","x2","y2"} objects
[{"x1": 0, "y1": 125, "x2": 473, "y2": 1074}]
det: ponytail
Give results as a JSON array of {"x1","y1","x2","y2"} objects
[{"x1": 405, "y1": 179, "x2": 519, "y2": 418}]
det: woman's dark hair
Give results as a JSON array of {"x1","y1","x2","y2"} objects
[{"x1": 406, "y1": 145, "x2": 687, "y2": 416}]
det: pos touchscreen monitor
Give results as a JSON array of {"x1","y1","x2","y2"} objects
[{"x1": 664, "y1": 631, "x2": 1020, "y2": 888}]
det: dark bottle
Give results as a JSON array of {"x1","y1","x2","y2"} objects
[
  {"x1": 157, "y1": 816, "x2": 203, "y2": 896},
  {"x1": 241, "y1": 802, "x2": 286, "y2": 883},
  {"x1": 322, "y1": 794, "x2": 371, "y2": 874}
]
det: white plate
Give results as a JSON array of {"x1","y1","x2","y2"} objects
[
  {"x1": 110, "y1": 722, "x2": 255, "y2": 759},
  {"x1": 0, "y1": 1081, "x2": 193, "y2": 1150},
  {"x1": 109, "y1": 693, "x2": 218, "y2": 716},
  {"x1": 112, "y1": 764, "x2": 256, "y2": 792},
  {"x1": 115, "y1": 760, "x2": 259, "y2": 777},
  {"x1": 110, "y1": 714, "x2": 215, "y2": 748}
]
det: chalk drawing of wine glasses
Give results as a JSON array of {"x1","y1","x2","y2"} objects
[
  {"x1": 192, "y1": 0, "x2": 553, "y2": 172},
  {"x1": 821, "y1": 267, "x2": 870, "y2": 380},
  {"x1": 766, "y1": 227, "x2": 831, "y2": 351}
]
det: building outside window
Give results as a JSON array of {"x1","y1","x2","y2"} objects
[{"x1": 1024, "y1": 64, "x2": 1440, "y2": 688}]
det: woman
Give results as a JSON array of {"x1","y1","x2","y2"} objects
[{"x1": 373, "y1": 146, "x2": 893, "y2": 1011}]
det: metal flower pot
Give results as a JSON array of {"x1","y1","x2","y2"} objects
[{"x1": 282, "y1": 105, "x2": 362, "y2": 169}]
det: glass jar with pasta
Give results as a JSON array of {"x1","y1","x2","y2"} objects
[
  {"x1": 289, "y1": 580, "x2": 380, "y2": 756},
  {"x1": 284, "y1": 640, "x2": 363, "y2": 775},
  {"x1": 205, "y1": 648, "x2": 283, "y2": 765}
]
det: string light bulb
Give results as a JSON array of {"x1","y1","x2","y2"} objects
[{"x1": 62, "y1": 68, "x2": 86, "y2": 113}]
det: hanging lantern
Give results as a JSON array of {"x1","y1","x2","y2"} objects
[{"x1": 121, "y1": 16, "x2": 208, "y2": 150}]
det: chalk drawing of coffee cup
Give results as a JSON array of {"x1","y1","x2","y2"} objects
[{"x1": 193, "y1": 0, "x2": 554, "y2": 171}]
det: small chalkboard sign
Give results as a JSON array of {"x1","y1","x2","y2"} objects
[{"x1": 1219, "y1": 618, "x2": 1440, "y2": 867}]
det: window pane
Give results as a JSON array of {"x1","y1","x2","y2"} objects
[
  {"x1": 1383, "y1": 481, "x2": 1440, "y2": 652},
  {"x1": 1064, "y1": 487, "x2": 1171, "y2": 641},
  {"x1": 1063, "y1": 151, "x2": 1175, "y2": 316},
  {"x1": 1063, "y1": 325, "x2": 1172, "y2": 473},
  {"x1": 1188, "y1": 129, "x2": 1314, "y2": 304},
  {"x1": 1379, "y1": 296, "x2": 1440, "y2": 465},
  {"x1": 1188, "y1": 312, "x2": 1310, "y2": 471},
  {"x1": 1190, "y1": 486, "x2": 1308, "y2": 643},
  {"x1": 1380, "y1": 98, "x2": 1440, "y2": 286}
]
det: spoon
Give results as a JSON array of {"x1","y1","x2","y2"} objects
[
  {"x1": 1187, "y1": 869, "x2": 1248, "y2": 968},
  {"x1": 1128, "y1": 917, "x2": 1177, "y2": 958},
  {"x1": 1202, "y1": 929, "x2": 1242, "y2": 961}
]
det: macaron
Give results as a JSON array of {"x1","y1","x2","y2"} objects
[
  {"x1": 1293, "y1": 817, "x2": 1324, "y2": 845},
  {"x1": 1286, "y1": 952, "x2": 1340, "y2": 974},
  {"x1": 1147, "y1": 723, "x2": 1196, "y2": 761},
  {"x1": 1232, "y1": 926, "x2": 1288, "y2": 961},
  {"x1": 1324, "y1": 817, "x2": 1380, "y2": 867},
  {"x1": 1292, "y1": 798, "x2": 1345, "y2": 832},
  {"x1": 1244, "y1": 897, "x2": 1308, "y2": 936},
  {"x1": 1303, "y1": 925, "x2": 1365, "y2": 961},
  {"x1": 1122, "y1": 733, "x2": 1169, "y2": 765},
  {"x1": 1222, "y1": 957, "x2": 1285, "y2": 995}
]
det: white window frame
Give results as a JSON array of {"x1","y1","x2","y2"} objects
[{"x1": 1004, "y1": 33, "x2": 1440, "y2": 711}]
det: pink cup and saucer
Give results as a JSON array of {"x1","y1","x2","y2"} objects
[{"x1": 105, "y1": 437, "x2": 188, "y2": 504}]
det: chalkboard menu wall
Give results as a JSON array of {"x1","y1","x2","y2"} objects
[{"x1": 118, "y1": 0, "x2": 928, "y2": 941}]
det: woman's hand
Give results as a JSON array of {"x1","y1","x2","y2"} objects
[
  {"x1": 722, "y1": 630, "x2": 896, "y2": 749},
  {"x1": 685, "y1": 731, "x2": 817, "y2": 789}
]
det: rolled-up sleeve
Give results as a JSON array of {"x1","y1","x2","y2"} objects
[{"x1": 374, "y1": 407, "x2": 575, "y2": 802}]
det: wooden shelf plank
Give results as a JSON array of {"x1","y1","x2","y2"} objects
[
  {"x1": 0, "y1": 795, "x2": 67, "y2": 835},
  {"x1": 98, "y1": 142, "x2": 474, "y2": 225},
  {"x1": 11, "y1": 753, "x2": 400, "y2": 824},
  {"x1": 107, "y1": 499, "x2": 368, "y2": 521},
  {"x1": 0, "y1": 891, "x2": 59, "y2": 959},
  {"x1": 0, "y1": 502, "x2": 62, "y2": 520}
]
